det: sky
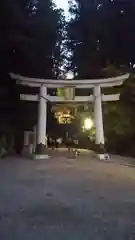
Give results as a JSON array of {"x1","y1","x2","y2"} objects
[{"x1": 53, "y1": 0, "x2": 69, "y2": 18}]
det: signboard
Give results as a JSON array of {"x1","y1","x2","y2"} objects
[
  {"x1": 56, "y1": 87, "x2": 75, "y2": 101},
  {"x1": 64, "y1": 87, "x2": 75, "y2": 100}
]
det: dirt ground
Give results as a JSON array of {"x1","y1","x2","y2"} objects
[{"x1": 0, "y1": 154, "x2": 135, "y2": 239}]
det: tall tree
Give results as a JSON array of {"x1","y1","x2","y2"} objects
[
  {"x1": 0, "y1": 0, "x2": 65, "y2": 150},
  {"x1": 67, "y1": 0, "x2": 135, "y2": 78},
  {"x1": 67, "y1": 0, "x2": 135, "y2": 155}
]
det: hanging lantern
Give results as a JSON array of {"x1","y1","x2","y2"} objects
[
  {"x1": 51, "y1": 86, "x2": 76, "y2": 124},
  {"x1": 51, "y1": 104, "x2": 75, "y2": 124}
]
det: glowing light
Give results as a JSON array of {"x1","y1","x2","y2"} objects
[
  {"x1": 83, "y1": 118, "x2": 93, "y2": 130},
  {"x1": 52, "y1": 105, "x2": 75, "y2": 124},
  {"x1": 65, "y1": 71, "x2": 74, "y2": 80}
]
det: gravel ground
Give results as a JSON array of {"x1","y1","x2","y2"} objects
[{"x1": 0, "y1": 155, "x2": 135, "y2": 239}]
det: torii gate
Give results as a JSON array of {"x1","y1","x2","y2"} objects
[{"x1": 10, "y1": 73, "x2": 129, "y2": 159}]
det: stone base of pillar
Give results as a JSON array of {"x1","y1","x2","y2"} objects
[
  {"x1": 33, "y1": 154, "x2": 50, "y2": 160},
  {"x1": 97, "y1": 153, "x2": 110, "y2": 161},
  {"x1": 34, "y1": 143, "x2": 50, "y2": 160},
  {"x1": 93, "y1": 144, "x2": 110, "y2": 161},
  {"x1": 35, "y1": 143, "x2": 47, "y2": 154},
  {"x1": 94, "y1": 144, "x2": 106, "y2": 154}
]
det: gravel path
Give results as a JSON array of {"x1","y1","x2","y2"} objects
[{"x1": 0, "y1": 155, "x2": 135, "y2": 239}]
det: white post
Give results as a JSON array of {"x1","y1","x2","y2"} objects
[
  {"x1": 24, "y1": 131, "x2": 29, "y2": 146},
  {"x1": 37, "y1": 85, "x2": 47, "y2": 146},
  {"x1": 93, "y1": 85, "x2": 104, "y2": 145},
  {"x1": 33, "y1": 125, "x2": 37, "y2": 152}
]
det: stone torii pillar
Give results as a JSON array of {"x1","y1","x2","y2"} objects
[
  {"x1": 36, "y1": 84, "x2": 47, "y2": 154},
  {"x1": 94, "y1": 85, "x2": 104, "y2": 145}
]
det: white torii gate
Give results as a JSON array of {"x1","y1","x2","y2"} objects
[{"x1": 10, "y1": 73, "x2": 129, "y2": 159}]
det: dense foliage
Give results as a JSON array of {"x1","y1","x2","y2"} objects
[
  {"x1": 68, "y1": 0, "x2": 135, "y2": 76},
  {"x1": 0, "y1": 0, "x2": 64, "y2": 151},
  {"x1": 67, "y1": 0, "x2": 135, "y2": 155}
]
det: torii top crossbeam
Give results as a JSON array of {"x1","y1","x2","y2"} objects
[{"x1": 10, "y1": 73, "x2": 129, "y2": 88}]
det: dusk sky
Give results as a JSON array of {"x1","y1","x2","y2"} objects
[{"x1": 54, "y1": 0, "x2": 69, "y2": 17}]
